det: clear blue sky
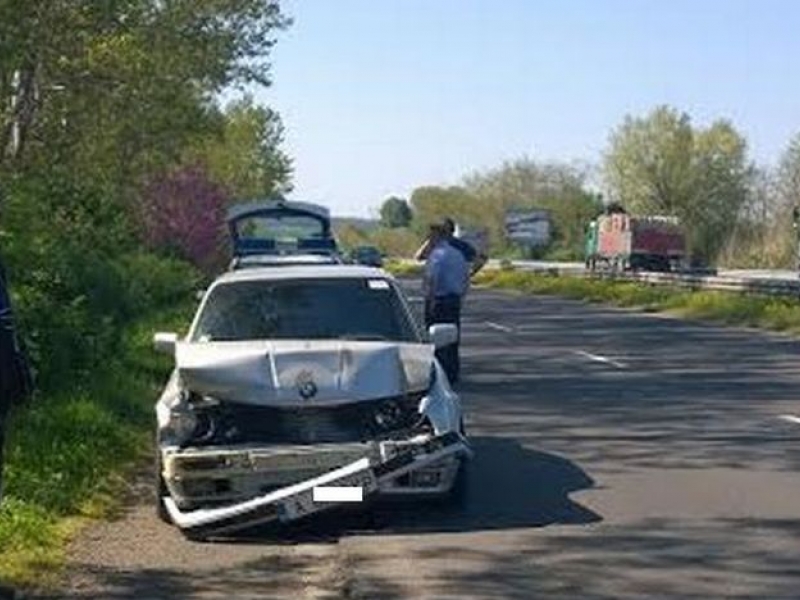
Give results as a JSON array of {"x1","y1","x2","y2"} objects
[{"x1": 256, "y1": 0, "x2": 800, "y2": 217}]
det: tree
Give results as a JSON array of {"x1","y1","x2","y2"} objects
[
  {"x1": 0, "y1": 0, "x2": 291, "y2": 176},
  {"x1": 0, "y1": 0, "x2": 292, "y2": 387},
  {"x1": 190, "y1": 95, "x2": 293, "y2": 200},
  {"x1": 408, "y1": 186, "x2": 479, "y2": 234},
  {"x1": 139, "y1": 165, "x2": 229, "y2": 275},
  {"x1": 334, "y1": 223, "x2": 370, "y2": 252},
  {"x1": 778, "y1": 133, "x2": 800, "y2": 213},
  {"x1": 463, "y1": 158, "x2": 600, "y2": 257},
  {"x1": 777, "y1": 133, "x2": 800, "y2": 266},
  {"x1": 379, "y1": 196, "x2": 412, "y2": 228},
  {"x1": 720, "y1": 166, "x2": 789, "y2": 268},
  {"x1": 604, "y1": 105, "x2": 752, "y2": 263}
]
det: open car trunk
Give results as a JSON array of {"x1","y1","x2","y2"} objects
[{"x1": 227, "y1": 199, "x2": 340, "y2": 261}]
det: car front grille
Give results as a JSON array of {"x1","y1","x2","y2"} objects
[{"x1": 188, "y1": 394, "x2": 426, "y2": 447}]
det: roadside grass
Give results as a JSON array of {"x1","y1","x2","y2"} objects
[
  {"x1": 384, "y1": 259, "x2": 423, "y2": 278},
  {"x1": 0, "y1": 302, "x2": 194, "y2": 589},
  {"x1": 473, "y1": 269, "x2": 800, "y2": 333}
]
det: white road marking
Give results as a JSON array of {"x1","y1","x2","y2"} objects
[
  {"x1": 778, "y1": 414, "x2": 800, "y2": 425},
  {"x1": 485, "y1": 321, "x2": 514, "y2": 333},
  {"x1": 575, "y1": 350, "x2": 628, "y2": 369},
  {"x1": 313, "y1": 486, "x2": 364, "y2": 503}
]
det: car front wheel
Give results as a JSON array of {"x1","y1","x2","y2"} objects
[{"x1": 155, "y1": 450, "x2": 172, "y2": 525}]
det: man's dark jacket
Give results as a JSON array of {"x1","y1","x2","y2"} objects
[{"x1": 1, "y1": 256, "x2": 33, "y2": 497}]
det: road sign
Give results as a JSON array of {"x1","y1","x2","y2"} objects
[{"x1": 505, "y1": 209, "x2": 551, "y2": 247}]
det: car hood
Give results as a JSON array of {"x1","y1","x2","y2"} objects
[{"x1": 174, "y1": 340, "x2": 434, "y2": 406}]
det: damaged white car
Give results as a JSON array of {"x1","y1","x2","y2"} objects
[{"x1": 152, "y1": 265, "x2": 471, "y2": 539}]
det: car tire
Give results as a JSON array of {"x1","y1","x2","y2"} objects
[
  {"x1": 182, "y1": 529, "x2": 210, "y2": 543},
  {"x1": 447, "y1": 458, "x2": 470, "y2": 508},
  {"x1": 155, "y1": 451, "x2": 172, "y2": 525}
]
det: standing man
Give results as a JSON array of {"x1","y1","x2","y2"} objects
[
  {"x1": 414, "y1": 217, "x2": 488, "y2": 277},
  {"x1": 0, "y1": 253, "x2": 32, "y2": 497},
  {"x1": 0, "y1": 253, "x2": 32, "y2": 600},
  {"x1": 422, "y1": 223, "x2": 469, "y2": 384}
]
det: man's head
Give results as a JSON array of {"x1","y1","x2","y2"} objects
[
  {"x1": 428, "y1": 223, "x2": 447, "y2": 244},
  {"x1": 442, "y1": 217, "x2": 456, "y2": 236}
]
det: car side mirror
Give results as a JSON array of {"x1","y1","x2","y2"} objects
[
  {"x1": 428, "y1": 324, "x2": 458, "y2": 349},
  {"x1": 153, "y1": 332, "x2": 179, "y2": 354}
]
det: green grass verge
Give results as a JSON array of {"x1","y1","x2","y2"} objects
[
  {"x1": 473, "y1": 269, "x2": 800, "y2": 333},
  {"x1": 384, "y1": 259, "x2": 423, "y2": 277},
  {"x1": 0, "y1": 302, "x2": 194, "y2": 588}
]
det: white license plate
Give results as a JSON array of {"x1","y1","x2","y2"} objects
[{"x1": 280, "y1": 468, "x2": 378, "y2": 521}]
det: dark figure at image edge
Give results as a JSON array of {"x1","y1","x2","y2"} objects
[{"x1": 0, "y1": 253, "x2": 33, "y2": 600}]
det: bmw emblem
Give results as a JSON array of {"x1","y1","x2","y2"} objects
[
  {"x1": 299, "y1": 380, "x2": 318, "y2": 399},
  {"x1": 296, "y1": 371, "x2": 318, "y2": 399}
]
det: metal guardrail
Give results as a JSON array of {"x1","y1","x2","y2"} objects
[
  {"x1": 506, "y1": 262, "x2": 800, "y2": 298},
  {"x1": 389, "y1": 258, "x2": 800, "y2": 298}
]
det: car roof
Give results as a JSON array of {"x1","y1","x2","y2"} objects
[{"x1": 212, "y1": 264, "x2": 395, "y2": 285}]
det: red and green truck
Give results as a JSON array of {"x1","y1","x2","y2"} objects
[{"x1": 585, "y1": 212, "x2": 686, "y2": 273}]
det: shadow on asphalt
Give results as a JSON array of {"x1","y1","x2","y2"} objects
[
  {"x1": 457, "y1": 289, "x2": 800, "y2": 475},
  {"x1": 216, "y1": 435, "x2": 601, "y2": 545},
  {"x1": 371, "y1": 516, "x2": 800, "y2": 599}
]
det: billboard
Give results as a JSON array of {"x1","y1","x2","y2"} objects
[{"x1": 504, "y1": 209, "x2": 551, "y2": 247}]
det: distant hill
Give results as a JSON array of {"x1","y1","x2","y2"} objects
[{"x1": 332, "y1": 217, "x2": 380, "y2": 232}]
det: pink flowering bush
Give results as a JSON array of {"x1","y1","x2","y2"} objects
[{"x1": 139, "y1": 164, "x2": 230, "y2": 275}]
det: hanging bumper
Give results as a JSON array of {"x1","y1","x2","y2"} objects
[{"x1": 163, "y1": 431, "x2": 471, "y2": 539}]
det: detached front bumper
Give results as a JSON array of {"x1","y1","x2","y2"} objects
[{"x1": 162, "y1": 432, "x2": 472, "y2": 538}]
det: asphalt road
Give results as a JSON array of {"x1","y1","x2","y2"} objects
[{"x1": 37, "y1": 283, "x2": 800, "y2": 599}]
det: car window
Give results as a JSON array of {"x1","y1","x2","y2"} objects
[
  {"x1": 192, "y1": 278, "x2": 419, "y2": 343},
  {"x1": 236, "y1": 214, "x2": 325, "y2": 242}
]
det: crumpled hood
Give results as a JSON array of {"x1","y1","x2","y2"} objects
[{"x1": 174, "y1": 340, "x2": 434, "y2": 406}]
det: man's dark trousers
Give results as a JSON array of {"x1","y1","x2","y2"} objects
[
  {"x1": 0, "y1": 316, "x2": 12, "y2": 500},
  {"x1": 425, "y1": 293, "x2": 461, "y2": 384}
]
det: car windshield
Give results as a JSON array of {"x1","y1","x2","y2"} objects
[{"x1": 192, "y1": 277, "x2": 420, "y2": 343}]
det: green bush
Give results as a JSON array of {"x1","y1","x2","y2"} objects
[
  {"x1": 0, "y1": 300, "x2": 194, "y2": 586},
  {"x1": 1, "y1": 173, "x2": 200, "y2": 390}
]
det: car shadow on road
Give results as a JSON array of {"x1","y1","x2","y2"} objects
[
  {"x1": 224, "y1": 435, "x2": 601, "y2": 544},
  {"x1": 365, "y1": 435, "x2": 602, "y2": 535}
]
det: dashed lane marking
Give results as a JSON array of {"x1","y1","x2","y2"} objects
[
  {"x1": 778, "y1": 414, "x2": 800, "y2": 425},
  {"x1": 575, "y1": 350, "x2": 628, "y2": 369},
  {"x1": 484, "y1": 321, "x2": 515, "y2": 333}
]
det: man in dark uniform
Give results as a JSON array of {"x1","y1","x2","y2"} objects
[
  {"x1": 0, "y1": 252, "x2": 32, "y2": 600},
  {"x1": 421, "y1": 223, "x2": 470, "y2": 384},
  {"x1": 414, "y1": 217, "x2": 486, "y2": 275}
]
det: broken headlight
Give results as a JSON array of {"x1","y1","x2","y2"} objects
[
  {"x1": 163, "y1": 392, "x2": 219, "y2": 446},
  {"x1": 164, "y1": 403, "x2": 199, "y2": 444},
  {"x1": 370, "y1": 391, "x2": 426, "y2": 433},
  {"x1": 373, "y1": 399, "x2": 407, "y2": 431}
]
